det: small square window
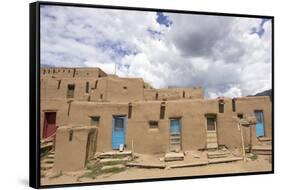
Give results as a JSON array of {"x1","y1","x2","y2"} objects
[{"x1": 149, "y1": 121, "x2": 158, "y2": 129}]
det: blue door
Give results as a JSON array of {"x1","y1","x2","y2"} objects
[
  {"x1": 112, "y1": 116, "x2": 126, "y2": 149},
  {"x1": 170, "y1": 119, "x2": 181, "y2": 134},
  {"x1": 254, "y1": 111, "x2": 265, "y2": 137}
]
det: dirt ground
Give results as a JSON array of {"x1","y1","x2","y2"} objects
[{"x1": 41, "y1": 154, "x2": 272, "y2": 186}]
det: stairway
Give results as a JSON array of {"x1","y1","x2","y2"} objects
[
  {"x1": 169, "y1": 133, "x2": 181, "y2": 152},
  {"x1": 206, "y1": 131, "x2": 218, "y2": 150},
  {"x1": 252, "y1": 137, "x2": 272, "y2": 155},
  {"x1": 41, "y1": 151, "x2": 55, "y2": 171}
]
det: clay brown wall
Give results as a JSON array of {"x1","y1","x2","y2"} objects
[
  {"x1": 41, "y1": 67, "x2": 107, "y2": 78},
  {"x1": 236, "y1": 96, "x2": 272, "y2": 138},
  {"x1": 106, "y1": 77, "x2": 144, "y2": 102},
  {"x1": 40, "y1": 100, "x2": 70, "y2": 139},
  {"x1": 53, "y1": 126, "x2": 97, "y2": 172},
  {"x1": 143, "y1": 87, "x2": 204, "y2": 101},
  {"x1": 53, "y1": 96, "x2": 272, "y2": 154}
]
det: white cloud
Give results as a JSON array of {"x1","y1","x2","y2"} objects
[{"x1": 40, "y1": 5, "x2": 272, "y2": 98}]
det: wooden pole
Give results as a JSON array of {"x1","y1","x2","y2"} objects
[{"x1": 238, "y1": 123, "x2": 246, "y2": 162}]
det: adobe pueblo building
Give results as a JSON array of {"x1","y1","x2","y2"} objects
[{"x1": 40, "y1": 67, "x2": 272, "y2": 172}]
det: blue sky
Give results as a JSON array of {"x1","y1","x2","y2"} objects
[{"x1": 40, "y1": 5, "x2": 272, "y2": 98}]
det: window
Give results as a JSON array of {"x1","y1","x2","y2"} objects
[
  {"x1": 237, "y1": 113, "x2": 243, "y2": 119},
  {"x1": 90, "y1": 116, "x2": 100, "y2": 126},
  {"x1": 67, "y1": 84, "x2": 75, "y2": 98},
  {"x1": 123, "y1": 86, "x2": 127, "y2": 90},
  {"x1": 128, "y1": 103, "x2": 132, "y2": 119},
  {"x1": 100, "y1": 93, "x2": 103, "y2": 100},
  {"x1": 155, "y1": 92, "x2": 159, "y2": 100},
  {"x1": 57, "y1": 80, "x2": 61, "y2": 89},
  {"x1": 183, "y1": 91, "x2": 185, "y2": 98},
  {"x1": 232, "y1": 99, "x2": 236, "y2": 112},
  {"x1": 218, "y1": 100, "x2": 224, "y2": 113},
  {"x1": 85, "y1": 81, "x2": 89, "y2": 93},
  {"x1": 207, "y1": 117, "x2": 216, "y2": 131},
  {"x1": 149, "y1": 121, "x2": 158, "y2": 129},
  {"x1": 160, "y1": 102, "x2": 165, "y2": 119},
  {"x1": 94, "y1": 80, "x2": 98, "y2": 89},
  {"x1": 69, "y1": 130, "x2": 73, "y2": 141}
]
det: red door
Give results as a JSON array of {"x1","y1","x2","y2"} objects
[{"x1": 43, "y1": 112, "x2": 57, "y2": 138}]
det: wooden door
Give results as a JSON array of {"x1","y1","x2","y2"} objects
[{"x1": 43, "y1": 112, "x2": 57, "y2": 138}]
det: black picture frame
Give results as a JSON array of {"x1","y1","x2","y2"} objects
[{"x1": 30, "y1": 1, "x2": 274, "y2": 188}]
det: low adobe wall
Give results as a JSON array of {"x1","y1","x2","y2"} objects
[{"x1": 53, "y1": 126, "x2": 97, "y2": 172}]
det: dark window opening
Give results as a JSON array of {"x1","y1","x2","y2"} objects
[
  {"x1": 57, "y1": 80, "x2": 61, "y2": 89},
  {"x1": 86, "y1": 82, "x2": 89, "y2": 93},
  {"x1": 237, "y1": 113, "x2": 243, "y2": 119},
  {"x1": 123, "y1": 86, "x2": 127, "y2": 90},
  {"x1": 232, "y1": 99, "x2": 236, "y2": 112},
  {"x1": 183, "y1": 91, "x2": 185, "y2": 98},
  {"x1": 160, "y1": 102, "x2": 165, "y2": 119},
  {"x1": 90, "y1": 116, "x2": 100, "y2": 126},
  {"x1": 94, "y1": 81, "x2": 98, "y2": 89},
  {"x1": 207, "y1": 117, "x2": 216, "y2": 131},
  {"x1": 67, "y1": 84, "x2": 75, "y2": 98},
  {"x1": 218, "y1": 101, "x2": 224, "y2": 113},
  {"x1": 128, "y1": 103, "x2": 132, "y2": 119},
  {"x1": 149, "y1": 121, "x2": 158, "y2": 129},
  {"x1": 69, "y1": 130, "x2": 73, "y2": 141},
  {"x1": 156, "y1": 92, "x2": 159, "y2": 100},
  {"x1": 100, "y1": 94, "x2": 103, "y2": 100}
]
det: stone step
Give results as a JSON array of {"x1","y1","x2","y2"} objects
[
  {"x1": 207, "y1": 151, "x2": 230, "y2": 159},
  {"x1": 252, "y1": 145, "x2": 272, "y2": 155},
  {"x1": 41, "y1": 158, "x2": 54, "y2": 164},
  {"x1": 208, "y1": 157, "x2": 243, "y2": 164},
  {"x1": 207, "y1": 142, "x2": 218, "y2": 149},
  {"x1": 206, "y1": 138, "x2": 218, "y2": 143},
  {"x1": 101, "y1": 164, "x2": 125, "y2": 171},
  {"x1": 41, "y1": 163, "x2": 53, "y2": 170},
  {"x1": 126, "y1": 162, "x2": 166, "y2": 169},
  {"x1": 258, "y1": 137, "x2": 272, "y2": 142},
  {"x1": 164, "y1": 152, "x2": 184, "y2": 162},
  {"x1": 46, "y1": 154, "x2": 55, "y2": 159},
  {"x1": 41, "y1": 142, "x2": 53, "y2": 149},
  {"x1": 207, "y1": 133, "x2": 217, "y2": 138},
  {"x1": 170, "y1": 141, "x2": 181, "y2": 145},
  {"x1": 100, "y1": 158, "x2": 129, "y2": 164},
  {"x1": 98, "y1": 151, "x2": 132, "y2": 159},
  {"x1": 169, "y1": 161, "x2": 208, "y2": 169}
]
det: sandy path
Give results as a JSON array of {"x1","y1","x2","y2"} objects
[{"x1": 41, "y1": 155, "x2": 271, "y2": 186}]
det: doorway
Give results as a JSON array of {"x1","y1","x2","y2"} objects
[
  {"x1": 254, "y1": 110, "x2": 265, "y2": 137},
  {"x1": 43, "y1": 112, "x2": 57, "y2": 139},
  {"x1": 112, "y1": 115, "x2": 126, "y2": 149},
  {"x1": 169, "y1": 118, "x2": 181, "y2": 151}
]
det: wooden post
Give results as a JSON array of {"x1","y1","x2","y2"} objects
[{"x1": 238, "y1": 123, "x2": 246, "y2": 161}]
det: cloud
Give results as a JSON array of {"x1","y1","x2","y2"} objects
[{"x1": 40, "y1": 5, "x2": 272, "y2": 98}]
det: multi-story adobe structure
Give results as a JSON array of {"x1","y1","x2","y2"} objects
[{"x1": 40, "y1": 67, "x2": 272, "y2": 162}]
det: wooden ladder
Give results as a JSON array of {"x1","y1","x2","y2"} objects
[
  {"x1": 206, "y1": 131, "x2": 218, "y2": 149},
  {"x1": 170, "y1": 133, "x2": 181, "y2": 151}
]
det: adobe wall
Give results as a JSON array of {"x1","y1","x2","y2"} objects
[
  {"x1": 41, "y1": 67, "x2": 107, "y2": 78},
  {"x1": 40, "y1": 100, "x2": 70, "y2": 139},
  {"x1": 144, "y1": 87, "x2": 204, "y2": 101},
  {"x1": 53, "y1": 126, "x2": 97, "y2": 172},
  {"x1": 65, "y1": 96, "x2": 271, "y2": 154}
]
